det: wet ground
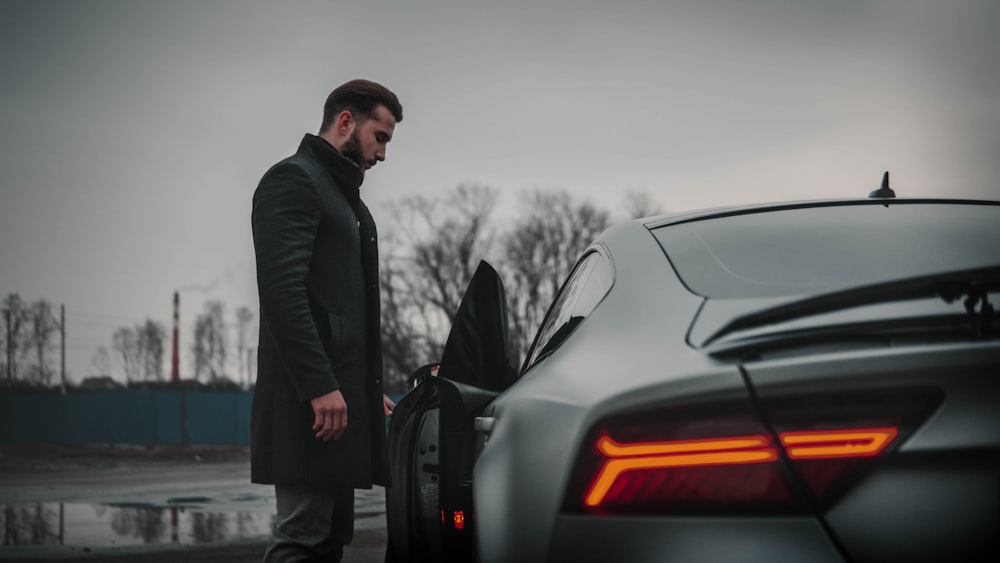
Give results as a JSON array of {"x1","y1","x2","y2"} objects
[{"x1": 0, "y1": 445, "x2": 387, "y2": 562}]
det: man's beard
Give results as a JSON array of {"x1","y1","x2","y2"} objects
[{"x1": 340, "y1": 130, "x2": 364, "y2": 170}]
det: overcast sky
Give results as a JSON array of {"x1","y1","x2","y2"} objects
[{"x1": 2, "y1": 0, "x2": 998, "y2": 383}]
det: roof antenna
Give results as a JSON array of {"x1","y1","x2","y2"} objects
[{"x1": 869, "y1": 171, "x2": 896, "y2": 199}]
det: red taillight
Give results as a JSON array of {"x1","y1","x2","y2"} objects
[
  {"x1": 779, "y1": 427, "x2": 898, "y2": 459},
  {"x1": 585, "y1": 435, "x2": 779, "y2": 507},
  {"x1": 565, "y1": 389, "x2": 941, "y2": 515},
  {"x1": 584, "y1": 426, "x2": 897, "y2": 509},
  {"x1": 453, "y1": 510, "x2": 466, "y2": 530}
]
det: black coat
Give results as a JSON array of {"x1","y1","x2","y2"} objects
[{"x1": 250, "y1": 134, "x2": 388, "y2": 489}]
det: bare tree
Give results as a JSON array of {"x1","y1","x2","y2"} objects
[
  {"x1": 391, "y1": 183, "x2": 497, "y2": 316},
  {"x1": 499, "y1": 189, "x2": 611, "y2": 364},
  {"x1": 622, "y1": 190, "x2": 664, "y2": 219},
  {"x1": 113, "y1": 327, "x2": 142, "y2": 383},
  {"x1": 2, "y1": 293, "x2": 29, "y2": 381},
  {"x1": 379, "y1": 241, "x2": 441, "y2": 391},
  {"x1": 379, "y1": 184, "x2": 498, "y2": 390},
  {"x1": 21, "y1": 300, "x2": 58, "y2": 385},
  {"x1": 137, "y1": 319, "x2": 166, "y2": 382},
  {"x1": 235, "y1": 306, "x2": 254, "y2": 387},
  {"x1": 192, "y1": 301, "x2": 227, "y2": 383},
  {"x1": 376, "y1": 186, "x2": 617, "y2": 385},
  {"x1": 91, "y1": 345, "x2": 113, "y2": 376}
]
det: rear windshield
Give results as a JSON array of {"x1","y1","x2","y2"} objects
[{"x1": 652, "y1": 202, "x2": 1000, "y2": 299}]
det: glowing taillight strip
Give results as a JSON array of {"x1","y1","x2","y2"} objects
[
  {"x1": 597, "y1": 435, "x2": 771, "y2": 456},
  {"x1": 584, "y1": 427, "x2": 899, "y2": 507},
  {"x1": 585, "y1": 435, "x2": 777, "y2": 507},
  {"x1": 779, "y1": 427, "x2": 898, "y2": 459}
]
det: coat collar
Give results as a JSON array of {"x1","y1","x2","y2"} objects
[{"x1": 298, "y1": 133, "x2": 365, "y2": 200}]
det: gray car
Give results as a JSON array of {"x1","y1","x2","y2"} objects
[{"x1": 385, "y1": 184, "x2": 1000, "y2": 563}]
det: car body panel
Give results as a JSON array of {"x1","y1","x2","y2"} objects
[
  {"x1": 474, "y1": 221, "x2": 754, "y2": 562},
  {"x1": 744, "y1": 343, "x2": 1000, "y2": 562},
  {"x1": 548, "y1": 516, "x2": 843, "y2": 562},
  {"x1": 825, "y1": 458, "x2": 998, "y2": 562}
]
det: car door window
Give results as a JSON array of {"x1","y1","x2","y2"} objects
[{"x1": 523, "y1": 251, "x2": 613, "y2": 370}]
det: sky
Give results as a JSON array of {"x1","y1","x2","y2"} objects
[{"x1": 1, "y1": 0, "x2": 998, "y2": 383}]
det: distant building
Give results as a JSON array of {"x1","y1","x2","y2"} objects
[{"x1": 78, "y1": 375, "x2": 124, "y2": 391}]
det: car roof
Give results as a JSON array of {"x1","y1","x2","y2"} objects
[{"x1": 639, "y1": 197, "x2": 1000, "y2": 230}]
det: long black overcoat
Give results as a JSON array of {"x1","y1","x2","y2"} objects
[{"x1": 250, "y1": 134, "x2": 388, "y2": 489}]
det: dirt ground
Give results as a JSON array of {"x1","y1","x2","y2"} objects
[{"x1": 0, "y1": 444, "x2": 387, "y2": 562}]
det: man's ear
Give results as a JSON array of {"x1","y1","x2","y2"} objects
[{"x1": 337, "y1": 110, "x2": 356, "y2": 135}]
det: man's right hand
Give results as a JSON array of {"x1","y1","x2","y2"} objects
[{"x1": 310, "y1": 390, "x2": 347, "y2": 441}]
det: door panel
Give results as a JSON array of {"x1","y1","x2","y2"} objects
[
  {"x1": 386, "y1": 376, "x2": 499, "y2": 562},
  {"x1": 437, "y1": 261, "x2": 517, "y2": 391},
  {"x1": 386, "y1": 261, "x2": 515, "y2": 561},
  {"x1": 413, "y1": 408, "x2": 441, "y2": 556},
  {"x1": 386, "y1": 375, "x2": 440, "y2": 562}
]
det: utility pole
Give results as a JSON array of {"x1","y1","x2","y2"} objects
[
  {"x1": 4, "y1": 307, "x2": 11, "y2": 381},
  {"x1": 172, "y1": 291, "x2": 179, "y2": 382},
  {"x1": 59, "y1": 304, "x2": 66, "y2": 394},
  {"x1": 245, "y1": 347, "x2": 253, "y2": 390}
]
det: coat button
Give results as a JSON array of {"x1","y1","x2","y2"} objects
[{"x1": 369, "y1": 237, "x2": 375, "y2": 242}]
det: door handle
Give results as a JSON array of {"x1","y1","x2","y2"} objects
[{"x1": 474, "y1": 416, "x2": 495, "y2": 435}]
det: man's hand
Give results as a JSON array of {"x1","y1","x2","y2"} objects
[
  {"x1": 310, "y1": 390, "x2": 348, "y2": 441},
  {"x1": 383, "y1": 394, "x2": 396, "y2": 416}
]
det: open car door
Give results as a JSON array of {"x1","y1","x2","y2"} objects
[{"x1": 386, "y1": 261, "x2": 517, "y2": 562}]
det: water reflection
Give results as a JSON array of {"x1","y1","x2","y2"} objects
[
  {"x1": 191, "y1": 512, "x2": 228, "y2": 543},
  {"x1": 1, "y1": 503, "x2": 270, "y2": 547},
  {"x1": 3, "y1": 504, "x2": 60, "y2": 545},
  {"x1": 109, "y1": 505, "x2": 167, "y2": 543}
]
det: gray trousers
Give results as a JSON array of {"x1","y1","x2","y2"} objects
[{"x1": 265, "y1": 485, "x2": 355, "y2": 562}]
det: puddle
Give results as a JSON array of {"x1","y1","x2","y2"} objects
[
  {"x1": 1, "y1": 488, "x2": 386, "y2": 548},
  {"x1": 1, "y1": 502, "x2": 272, "y2": 547}
]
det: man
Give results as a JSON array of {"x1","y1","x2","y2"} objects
[{"x1": 251, "y1": 79, "x2": 402, "y2": 562}]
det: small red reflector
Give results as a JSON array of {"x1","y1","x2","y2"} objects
[
  {"x1": 453, "y1": 510, "x2": 465, "y2": 530},
  {"x1": 779, "y1": 427, "x2": 898, "y2": 459}
]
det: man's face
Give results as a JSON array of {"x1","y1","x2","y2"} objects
[{"x1": 340, "y1": 104, "x2": 396, "y2": 173}]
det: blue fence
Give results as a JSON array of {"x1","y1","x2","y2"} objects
[{"x1": 0, "y1": 390, "x2": 252, "y2": 447}]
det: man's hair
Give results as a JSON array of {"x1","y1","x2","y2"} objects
[{"x1": 320, "y1": 79, "x2": 403, "y2": 133}]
